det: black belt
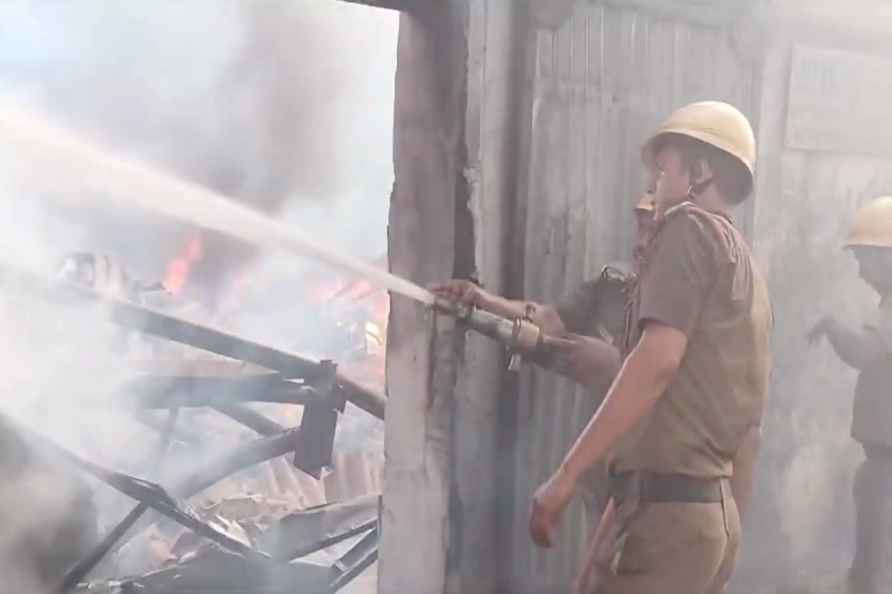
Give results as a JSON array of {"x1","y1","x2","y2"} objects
[{"x1": 609, "y1": 471, "x2": 724, "y2": 504}]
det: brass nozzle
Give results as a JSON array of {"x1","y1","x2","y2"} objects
[{"x1": 433, "y1": 297, "x2": 543, "y2": 352}]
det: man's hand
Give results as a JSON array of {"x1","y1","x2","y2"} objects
[
  {"x1": 529, "y1": 466, "x2": 577, "y2": 548},
  {"x1": 805, "y1": 315, "x2": 882, "y2": 370},
  {"x1": 428, "y1": 279, "x2": 484, "y2": 307},
  {"x1": 551, "y1": 334, "x2": 621, "y2": 387},
  {"x1": 807, "y1": 316, "x2": 832, "y2": 345}
]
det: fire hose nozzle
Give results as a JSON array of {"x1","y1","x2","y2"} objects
[
  {"x1": 432, "y1": 297, "x2": 543, "y2": 352},
  {"x1": 431, "y1": 297, "x2": 580, "y2": 375}
]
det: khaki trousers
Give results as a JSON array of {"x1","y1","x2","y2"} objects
[{"x1": 587, "y1": 483, "x2": 740, "y2": 594}]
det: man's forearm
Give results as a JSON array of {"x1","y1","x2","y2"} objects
[
  {"x1": 558, "y1": 337, "x2": 621, "y2": 393},
  {"x1": 823, "y1": 318, "x2": 882, "y2": 370}
]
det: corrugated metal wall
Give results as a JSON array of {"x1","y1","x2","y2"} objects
[
  {"x1": 504, "y1": 3, "x2": 760, "y2": 592},
  {"x1": 735, "y1": 41, "x2": 892, "y2": 590}
]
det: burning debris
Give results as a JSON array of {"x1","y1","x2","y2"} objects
[
  {"x1": 0, "y1": 3, "x2": 396, "y2": 592},
  {"x1": 163, "y1": 234, "x2": 203, "y2": 297},
  {"x1": 0, "y1": 254, "x2": 388, "y2": 593},
  {"x1": 57, "y1": 252, "x2": 165, "y2": 303}
]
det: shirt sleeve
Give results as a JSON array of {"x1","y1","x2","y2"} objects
[
  {"x1": 555, "y1": 280, "x2": 599, "y2": 334},
  {"x1": 638, "y1": 214, "x2": 717, "y2": 336}
]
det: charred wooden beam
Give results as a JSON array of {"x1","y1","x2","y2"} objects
[
  {"x1": 5, "y1": 412, "x2": 271, "y2": 583},
  {"x1": 107, "y1": 300, "x2": 322, "y2": 377},
  {"x1": 4, "y1": 268, "x2": 387, "y2": 418},
  {"x1": 330, "y1": 526, "x2": 379, "y2": 592},
  {"x1": 61, "y1": 502, "x2": 149, "y2": 592},
  {"x1": 213, "y1": 404, "x2": 284, "y2": 437},
  {"x1": 136, "y1": 401, "x2": 285, "y2": 448},
  {"x1": 293, "y1": 360, "x2": 340, "y2": 479},
  {"x1": 97, "y1": 428, "x2": 307, "y2": 565},
  {"x1": 172, "y1": 428, "x2": 301, "y2": 498},
  {"x1": 87, "y1": 290, "x2": 386, "y2": 419},
  {"x1": 258, "y1": 494, "x2": 380, "y2": 560},
  {"x1": 133, "y1": 411, "x2": 204, "y2": 446},
  {"x1": 289, "y1": 520, "x2": 376, "y2": 563},
  {"x1": 74, "y1": 548, "x2": 331, "y2": 594},
  {"x1": 121, "y1": 374, "x2": 325, "y2": 409}
]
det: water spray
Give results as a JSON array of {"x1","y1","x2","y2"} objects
[
  {"x1": 0, "y1": 102, "x2": 433, "y2": 306},
  {"x1": 0, "y1": 103, "x2": 572, "y2": 371}
]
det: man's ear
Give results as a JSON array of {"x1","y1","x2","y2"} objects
[{"x1": 695, "y1": 158, "x2": 713, "y2": 185}]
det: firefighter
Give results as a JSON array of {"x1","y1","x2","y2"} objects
[
  {"x1": 431, "y1": 196, "x2": 656, "y2": 580},
  {"x1": 808, "y1": 196, "x2": 892, "y2": 594},
  {"x1": 428, "y1": 194, "x2": 656, "y2": 390},
  {"x1": 530, "y1": 101, "x2": 772, "y2": 594}
]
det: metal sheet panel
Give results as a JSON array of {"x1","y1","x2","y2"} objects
[
  {"x1": 505, "y1": 3, "x2": 759, "y2": 592},
  {"x1": 786, "y1": 45, "x2": 892, "y2": 155}
]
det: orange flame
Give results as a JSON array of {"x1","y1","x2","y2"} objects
[{"x1": 164, "y1": 234, "x2": 203, "y2": 295}]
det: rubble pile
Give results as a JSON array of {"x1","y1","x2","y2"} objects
[{"x1": 2, "y1": 259, "x2": 387, "y2": 593}]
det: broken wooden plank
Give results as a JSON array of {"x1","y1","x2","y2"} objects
[
  {"x1": 105, "y1": 297, "x2": 386, "y2": 419},
  {"x1": 39, "y1": 275, "x2": 388, "y2": 419},
  {"x1": 134, "y1": 410, "x2": 203, "y2": 446},
  {"x1": 258, "y1": 494, "x2": 380, "y2": 560},
  {"x1": 7, "y1": 412, "x2": 269, "y2": 562},
  {"x1": 171, "y1": 428, "x2": 301, "y2": 498},
  {"x1": 1, "y1": 262, "x2": 387, "y2": 418},
  {"x1": 120, "y1": 374, "x2": 322, "y2": 409},
  {"x1": 214, "y1": 404, "x2": 285, "y2": 437},
  {"x1": 330, "y1": 527, "x2": 379, "y2": 592},
  {"x1": 61, "y1": 502, "x2": 149, "y2": 592}
]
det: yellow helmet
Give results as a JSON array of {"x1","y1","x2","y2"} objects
[
  {"x1": 634, "y1": 193, "x2": 655, "y2": 212},
  {"x1": 846, "y1": 197, "x2": 892, "y2": 249},
  {"x1": 641, "y1": 101, "x2": 756, "y2": 180}
]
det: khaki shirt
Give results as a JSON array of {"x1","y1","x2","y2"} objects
[
  {"x1": 852, "y1": 299, "x2": 892, "y2": 447},
  {"x1": 614, "y1": 203, "x2": 773, "y2": 478}
]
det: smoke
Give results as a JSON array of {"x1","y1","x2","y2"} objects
[
  {"x1": 0, "y1": 0, "x2": 396, "y2": 296},
  {"x1": 740, "y1": 148, "x2": 892, "y2": 592},
  {"x1": 0, "y1": 0, "x2": 396, "y2": 588}
]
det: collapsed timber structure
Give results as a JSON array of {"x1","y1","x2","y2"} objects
[{"x1": 4, "y1": 268, "x2": 386, "y2": 594}]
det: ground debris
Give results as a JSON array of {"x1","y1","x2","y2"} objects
[{"x1": 76, "y1": 544, "x2": 330, "y2": 594}]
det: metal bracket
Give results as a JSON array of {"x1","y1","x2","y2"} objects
[{"x1": 293, "y1": 360, "x2": 341, "y2": 479}]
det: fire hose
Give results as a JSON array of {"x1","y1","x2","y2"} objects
[{"x1": 432, "y1": 297, "x2": 575, "y2": 371}]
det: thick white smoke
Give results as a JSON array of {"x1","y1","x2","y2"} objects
[{"x1": 0, "y1": 1, "x2": 396, "y2": 589}]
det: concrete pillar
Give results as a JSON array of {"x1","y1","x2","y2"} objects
[
  {"x1": 380, "y1": 1, "x2": 522, "y2": 593},
  {"x1": 380, "y1": 3, "x2": 470, "y2": 593}
]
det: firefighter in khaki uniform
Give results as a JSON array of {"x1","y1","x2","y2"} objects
[
  {"x1": 530, "y1": 101, "x2": 773, "y2": 594},
  {"x1": 808, "y1": 196, "x2": 892, "y2": 594},
  {"x1": 430, "y1": 196, "x2": 657, "y2": 565}
]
